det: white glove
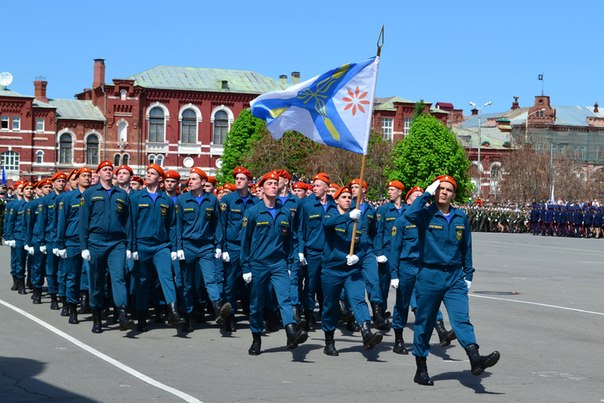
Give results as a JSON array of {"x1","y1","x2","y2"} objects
[
  {"x1": 298, "y1": 253, "x2": 308, "y2": 266},
  {"x1": 40, "y1": 245, "x2": 47, "y2": 254},
  {"x1": 27, "y1": 246, "x2": 35, "y2": 255},
  {"x1": 426, "y1": 179, "x2": 441, "y2": 196},
  {"x1": 465, "y1": 279, "x2": 472, "y2": 290},
  {"x1": 171, "y1": 251, "x2": 178, "y2": 261},
  {"x1": 81, "y1": 249, "x2": 91, "y2": 261},
  {"x1": 126, "y1": 250, "x2": 132, "y2": 260},
  {"x1": 52, "y1": 248, "x2": 59, "y2": 256},
  {"x1": 177, "y1": 250, "x2": 185, "y2": 260},
  {"x1": 346, "y1": 254, "x2": 359, "y2": 266},
  {"x1": 132, "y1": 251, "x2": 139, "y2": 261},
  {"x1": 58, "y1": 249, "x2": 67, "y2": 259},
  {"x1": 242, "y1": 272, "x2": 252, "y2": 284},
  {"x1": 390, "y1": 279, "x2": 400, "y2": 289},
  {"x1": 222, "y1": 251, "x2": 230, "y2": 262},
  {"x1": 376, "y1": 255, "x2": 388, "y2": 263},
  {"x1": 24, "y1": 244, "x2": 30, "y2": 252},
  {"x1": 214, "y1": 248, "x2": 222, "y2": 259},
  {"x1": 349, "y1": 209, "x2": 362, "y2": 221},
  {"x1": 7, "y1": 240, "x2": 16, "y2": 248}
]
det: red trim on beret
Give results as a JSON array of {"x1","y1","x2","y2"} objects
[{"x1": 435, "y1": 175, "x2": 457, "y2": 191}]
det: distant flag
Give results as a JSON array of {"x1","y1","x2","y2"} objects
[
  {"x1": 1, "y1": 165, "x2": 6, "y2": 186},
  {"x1": 250, "y1": 57, "x2": 380, "y2": 155},
  {"x1": 538, "y1": 74, "x2": 543, "y2": 80}
]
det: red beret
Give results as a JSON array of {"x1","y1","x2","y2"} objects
[
  {"x1": 388, "y1": 180, "x2": 405, "y2": 191},
  {"x1": 131, "y1": 176, "x2": 144, "y2": 185},
  {"x1": 165, "y1": 170, "x2": 181, "y2": 181},
  {"x1": 50, "y1": 172, "x2": 67, "y2": 182},
  {"x1": 405, "y1": 186, "x2": 424, "y2": 201},
  {"x1": 147, "y1": 163, "x2": 165, "y2": 179},
  {"x1": 190, "y1": 167, "x2": 208, "y2": 181},
  {"x1": 66, "y1": 169, "x2": 78, "y2": 181},
  {"x1": 329, "y1": 183, "x2": 341, "y2": 191},
  {"x1": 258, "y1": 171, "x2": 280, "y2": 186},
  {"x1": 13, "y1": 180, "x2": 24, "y2": 189},
  {"x1": 22, "y1": 181, "x2": 34, "y2": 189},
  {"x1": 435, "y1": 175, "x2": 457, "y2": 191},
  {"x1": 276, "y1": 169, "x2": 292, "y2": 181},
  {"x1": 349, "y1": 178, "x2": 368, "y2": 190},
  {"x1": 116, "y1": 164, "x2": 133, "y2": 175},
  {"x1": 313, "y1": 172, "x2": 330, "y2": 185},
  {"x1": 223, "y1": 183, "x2": 236, "y2": 192},
  {"x1": 207, "y1": 176, "x2": 217, "y2": 185},
  {"x1": 75, "y1": 167, "x2": 92, "y2": 179},
  {"x1": 96, "y1": 160, "x2": 113, "y2": 172},
  {"x1": 233, "y1": 166, "x2": 253, "y2": 180},
  {"x1": 292, "y1": 181, "x2": 307, "y2": 190},
  {"x1": 334, "y1": 186, "x2": 351, "y2": 200},
  {"x1": 40, "y1": 179, "x2": 53, "y2": 187}
]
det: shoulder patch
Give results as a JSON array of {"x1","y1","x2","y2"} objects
[
  {"x1": 391, "y1": 226, "x2": 397, "y2": 237},
  {"x1": 376, "y1": 213, "x2": 381, "y2": 222},
  {"x1": 220, "y1": 203, "x2": 227, "y2": 212},
  {"x1": 80, "y1": 198, "x2": 85, "y2": 206},
  {"x1": 242, "y1": 216, "x2": 248, "y2": 228}
]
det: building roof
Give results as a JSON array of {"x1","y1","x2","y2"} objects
[
  {"x1": 0, "y1": 85, "x2": 31, "y2": 98},
  {"x1": 454, "y1": 114, "x2": 512, "y2": 150},
  {"x1": 48, "y1": 99, "x2": 105, "y2": 121},
  {"x1": 374, "y1": 96, "x2": 416, "y2": 111},
  {"x1": 128, "y1": 66, "x2": 289, "y2": 94}
]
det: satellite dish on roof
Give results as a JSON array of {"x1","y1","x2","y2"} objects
[{"x1": 0, "y1": 72, "x2": 13, "y2": 87}]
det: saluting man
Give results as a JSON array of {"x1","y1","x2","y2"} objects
[
  {"x1": 240, "y1": 171, "x2": 308, "y2": 355},
  {"x1": 80, "y1": 161, "x2": 133, "y2": 333}
]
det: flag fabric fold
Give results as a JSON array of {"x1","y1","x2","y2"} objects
[{"x1": 251, "y1": 57, "x2": 379, "y2": 155}]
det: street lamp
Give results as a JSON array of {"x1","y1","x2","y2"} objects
[
  {"x1": 469, "y1": 101, "x2": 492, "y2": 198},
  {"x1": 525, "y1": 108, "x2": 546, "y2": 144}
]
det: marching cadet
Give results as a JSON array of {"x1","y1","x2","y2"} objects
[
  {"x1": 404, "y1": 175, "x2": 500, "y2": 386},
  {"x1": 349, "y1": 178, "x2": 389, "y2": 330},
  {"x1": 298, "y1": 172, "x2": 336, "y2": 331},
  {"x1": 4, "y1": 181, "x2": 25, "y2": 292},
  {"x1": 291, "y1": 182, "x2": 307, "y2": 200},
  {"x1": 176, "y1": 167, "x2": 232, "y2": 333},
  {"x1": 219, "y1": 167, "x2": 258, "y2": 329},
  {"x1": 56, "y1": 167, "x2": 92, "y2": 324},
  {"x1": 240, "y1": 171, "x2": 308, "y2": 355},
  {"x1": 374, "y1": 180, "x2": 406, "y2": 315},
  {"x1": 327, "y1": 183, "x2": 340, "y2": 198},
  {"x1": 80, "y1": 161, "x2": 133, "y2": 333},
  {"x1": 130, "y1": 164, "x2": 184, "y2": 332},
  {"x1": 36, "y1": 172, "x2": 67, "y2": 310},
  {"x1": 130, "y1": 176, "x2": 144, "y2": 191},
  {"x1": 204, "y1": 176, "x2": 217, "y2": 195},
  {"x1": 9, "y1": 182, "x2": 34, "y2": 294},
  {"x1": 164, "y1": 170, "x2": 181, "y2": 202},
  {"x1": 321, "y1": 186, "x2": 383, "y2": 356},
  {"x1": 115, "y1": 164, "x2": 134, "y2": 194}
]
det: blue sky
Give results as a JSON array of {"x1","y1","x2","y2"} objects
[{"x1": 3, "y1": 1, "x2": 603, "y2": 115}]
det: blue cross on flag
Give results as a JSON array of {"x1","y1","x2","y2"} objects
[{"x1": 251, "y1": 57, "x2": 379, "y2": 155}]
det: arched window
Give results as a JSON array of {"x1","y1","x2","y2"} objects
[
  {"x1": 155, "y1": 154, "x2": 164, "y2": 166},
  {"x1": 491, "y1": 164, "x2": 502, "y2": 182},
  {"x1": 1, "y1": 151, "x2": 20, "y2": 171},
  {"x1": 181, "y1": 109, "x2": 197, "y2": 144},
  {"x1": 118, "y1": 121, "x2": 128, "y2": 144},
  {"x1": 148, "y1": 154, "x2": 156, "y2": 164},
  {"x1": 36, "y1": 150, "x2": 44, "y2": 164},
  {"x1": 86, "y1": 134, "x2": 100, "y2": 165},
  {"x1": 114, "y1": 153, "x2": 121, "y2": 166},
  {"x1": 59, "y1": 133, "x2": 72, "y2": 164},
  {"x1": 149, "y1": 107, "x2": 165, "y2": 142},
  {"x1": 122, "y1": 154, "x2": 129, "y2": 165},
  {"x1": 213, "y1": 110, "x2": 229, "y2": 145}
]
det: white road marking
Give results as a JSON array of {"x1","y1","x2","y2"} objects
[
  {"x1": 0, "y1": 298, "x2": 203, "y2": 403},
  {"x1": 470, "y1": 294, "x2": 604, "y2": 316}
]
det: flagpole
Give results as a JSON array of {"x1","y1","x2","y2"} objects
[{"x1": 349, "y1": 26, "x2": 384, "y2": 256}]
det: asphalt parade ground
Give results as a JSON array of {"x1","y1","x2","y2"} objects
[{"x1": 1, "y1": 233, "x2": 603, "y2": 403}]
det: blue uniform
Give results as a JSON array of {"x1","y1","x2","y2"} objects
[
  {"x1": 240, "y1": 199, "x2": 295, "y2": 334},
  {"x1": 375, "y1": 201, "x2": 405, "y2": 310},
  {"x1": 277, "y1": 194, "x2": 302, "y2": 306},
  {"x1": 80, "y1": 184, "x2": 130, "y2": 311},
  {"x1": 36, "y1": 191, "x2": 61, "y2": 296},
  {"x1": 25, "y1": 198, "x2": 46, "y2": 291},
  {"x1": 219, "y1": 191, "x2": 258, "y2": 311},
  {"x1": 8, "y1": 199, "x2": 29, "y2": 281},
  {"x1": 3, "y1": 199, "x2": 18, "y2": 281},
  {"x1": 176, "y1": 191, "x2": 225, "y2": 314},
  {"x1": 404, "y1": 192, "x2": 476, "y2": 357},
  {"x1": 320, "y1": 205, "x2": 371, "y2": 331},
  {"x1": 130, "y1": 189, "x2": 179, "y2": 312}
]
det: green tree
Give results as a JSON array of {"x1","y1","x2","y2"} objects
[
  {"x1": 412, "y1": 99, "x2": 426, "y2": 121},
  {"x1": 387, "y1": 113, "x2": 472, "y2": 202},
  {"x1": 218, "y1": 109, "x2": 265, "y2": 183}
]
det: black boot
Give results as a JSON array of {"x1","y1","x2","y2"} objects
[
  {"x1": 91, "y1": 311, "x2": 103, "y2": 334},
  {"x1": 339, "y1": 299, "x2": 354, "y2": 322},
  {"x1": 11, "y1": 276, "x2": 18, "y2": 291},
  {"x1": 136, "y1": 311, "x2": 149, "y2": 332},
  {"x1": 323, "y1": 331, "x2": 339, "y2": 356},
  {"x1": 78, "y1": 291, "x2": 92, "y2": 314},
  {"x1": 32, "y1": 288, "x2": 42, "y2": 304},
  {"x1": 285, "y1": 322, "x2": 308, "y2": 349},
  {"x1": 50, "y1": 294, "x2": 60, "y2": 310},
  {"x1": 213, "y1": 301, "x2": 232, "y2": 325},
  {"x1": 60, "y1": 296, "x2": 69, "y2": 316},
  {"x1": 414, "y1": 356, "x2": 434, "y2": 386},
  {"x1": 292, "y1": 304, "x2": 302, "y2": 323},
  {"x1": 117, "y1": 306, "x2": 134, "y2": 331},
  {"x1": 17, "y1": 279, "x2": 27, "y2": 295},
  {"x1": 372, "y1": 303, "x2": 390, "y2": 330},
  {"x1": 304, "y1": 309, "x2": 316, "y2": 332},
  {"x1": 248, "y1": 333, "x2": 262, "y2": 355},
  {"x1": 393, "y1": 328, "x2": 408, "y2": 355},
  {"x1": 167, "y1": 302, "x2": 185, "y2": 325},
  {"x1": 434, "y1": 319, "x2": 456, "y2": 347},
  {"x1": 181, "y1": 314, "x2": 193, "y2": 333},
  {"x1": 466, "y1": 344, "x2": 500, "y2": 376},
  {"x1": 223, "y1": 314, "x2": 237, "y2": 333},
  {"x1": 154, "y1": 305, "x2": 166, "y2": 323},
  {"x1": 196, "y1": 304, "x2": 207, "y2": 324},
  {"x1": 68, "y1": 303, "x2": 79, "y2": 324},
  {"x1": 360, "y1": 321, "x2": 383, "y2": 350}
]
